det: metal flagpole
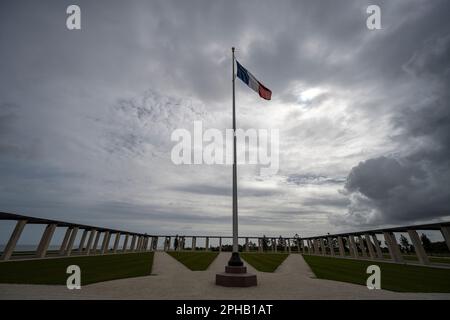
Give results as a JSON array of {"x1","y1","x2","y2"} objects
[{"x1": 229, "y1": 47, "x2": 243, "y2": 266}]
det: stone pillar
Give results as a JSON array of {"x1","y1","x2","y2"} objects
[
  {"x1": 348, "y1": 236, "x2": 358, "y2": 258},
  {"x1": 441, "y1": 226, "x2": 450, "y2": 251},
  {"x1": 113, "y1": 233, "x2": 121, "y2": 253},
  {"x1": 1, "y1": 219, "x2": 27, "y2": 261},
  {"x1": 205, "y1": 237, "x2": 210, "y2": 251},
  {"x1": 101, "y1": 231, "x2": 111, "y2": 254},
  {"x1": 219, "y1": 237, "x2": 222, "y2": 252},
  {"x1": 66, "y1": 227, "x2": 79, "y2": 256},
  {"x1": 122, "y1": 234, "x2": 129, "y2": 252},
  {"x1": 149, "y1": 236, "x2": 156, "y2": 251},
  {"x1": 287, "y1": 238, "x2": 291, "y2": 253},
  {"x1": 407, "y1": 229, "x2": 430, "y2": 265},
  {"x1": 258, "y1": 238, "x2": 262, "y2": 252},
  {"x1": 364, "y1": 233, "x2": 376, "y2": 259},
  {"x1": 78, "y1": 229, "x2": 88, "y2": 253},
  {"x1": 307, "y1": 239, "x2": 312, "y2": 254},
  {"x1": 372, "y1": 234, "x2": 383, "y2": 258},
  {"x1": 85, "y1": 229, "x2": 97, "y2": 255},
  {"x1": 313, "y1": 239, "x2": 320, "y2": 254},
  {"x1": 245, "y1": 237, "x2": 249, "y2": 252},
  {"x1": 274, "y1": 238, "x2": 277, "y2": 252},
  {"x1": 137, "y1": 236, "x2": 142, "y2": 251},
  {"x1": 36, "y1": 224, "x2": 57, "y2": 258},
  {"x1": 192, "y1": 237, "x2": 196, "y2": 251},
  {"x1": 327, "y1": 237, "x2": 335, "y2": 256},
  {"x1": 337, "y1": 236, "x2": 345, "y2": 257},
  {"x1": 302, "y1": 240, "x2": 307, "y2": 254},
  {"x1": 92, "y1": 230, "x2": 101, "y2": 254},
  {"x1": 383, "y1": 232, "x2": 404, "y2": 263},
  {"x1": 143, "y1": 237, "x2": 149, "y2": 251},
  {"x1": 59, "y1": 227, "x2": 72, "y2": 256},
  {"x1": 358, "y1": 235, "x2": 368, "y2": 258},
  {"x1": 319, "y1": 238, "x2": 326, "y2": 255},
  {"x1": 297, "y1": 239, "x2": 301, "y2": 253},
  {"x1": 166, "y1": 236, "x2": 171, "y2": 251},
  {"x1": 130, "y1": 235, "x2": 137, "y2": 251}
]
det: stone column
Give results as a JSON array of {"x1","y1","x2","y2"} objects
[
  {"x1": 245, "y1": 237, "x2": 249, "y2": 252},
  {"x1": 372, "y1": 234, "x2": 383, "y2": 258},
  {"x1": 258, "y1": 238, "x2": 262, "y2": 252},
  {"x1": 307, "y1": 239, "x2": 312, "y2": 254},
  {"x1": 92, "y1": 230, "x2": 101, "y2": 254},
  {"x1": 441, "y1": 226, "x2": 450, "y2": 251},
  {"x1": 319, "y1": 238, "x2": 326, "y2": 255},
  {"x1": 130, "y1": 235, "x2": 137, "y2": 251},
  {"x1": 297, "y1": 239, "x2": 301, "y2": 253},
  {"x1": 36, "y1": 224, "x2": 57, "y2": 258},
  {"x1": 407, "y1": 229, "x2": 430, "y2": 265},
  {"x1": 166, "y1": 236, "x2": 171, "y2": 251},
  {"x1": 337, "y1": 236, "x2": 345, "y2": 257},
  {"x1": 327, "y1": 237, "x2": 335, "y2": 256},
  {"x1": 113, "y1": 233, "x2": 121, "y2": 253},
  {"x1": 302, "y1": 240, "x2": 307, "y2": 254},
  {"x1": 59, "y1": 227, "x2": 72, "y2": 256},
  {"x1": 122, "y1": 234, "x2": 129, "y2": 252},
  {"x1": 287, "y1": 238, "x2": 291, "y2": 253},
  {"x1": 383, "y1": 232, "x2": 404, "y2": 263},
  {"x1": 66, "y1": 227, "x2": 79, "y2": 256},
  {"x1": 192, "y1": 236, "x2": 196, "y2": 251},
  {"x1": 219, "y1": 237, "x2": 222, "y2": 252},
  {"x1": 101, "y1": 231, "x2": 111, "y2": 254},
  {"x1": 348, "y1": 236, "x2": 358, "y2": 258},
  {"x1": 137, "y1": 236, "x2": 142, "y2": 251},
  {"x1": 364, "y1": 233, "x2": 376, "y2": 259},
  {"x1": 313, "y1": 239, "x2": 320, "y2": 254},
  {"x1": 78, "y1": 229, "x2": 88, "y2": 253},
  {"x1": 205, "y1": 237, "x2": 210, "y2": 251},
  {"x1": 1, "y1": 219, "x2": 27, "y2": 261},
  {"x1": 143, "y1": 237, "x2": 149, "y2": 251},
  {"x1": 358, "y1": 235, "x2": 368, "y2": 258},
  {"x1": 274, "y1": 238, "x2": 277, "y2": 252},
  {"x1": 85, "y1": 229, "x2": 97, "y2": 255}
]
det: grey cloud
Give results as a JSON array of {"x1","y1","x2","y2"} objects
[{"x1": 333, "y1": 34, "x2": 450, "y2": 226}]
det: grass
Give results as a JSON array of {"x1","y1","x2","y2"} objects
[
  {"x1": 167, "y1": 251, "x2": 218, "y2": 270},
  {"x1": 0, "y1": 252, "x2": 154, "y2": 285},
  {"x1": 241, "y1": 253, "x2": 289, "y2": 272},
  {"x1": 302, "y1": 254, "x2": 450, "y2": 293}
]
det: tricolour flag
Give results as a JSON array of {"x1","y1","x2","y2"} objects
[{"x1": 236, "y1": 60, "x2": 272, "y2": 100}]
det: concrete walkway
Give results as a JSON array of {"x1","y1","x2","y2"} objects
[{"x1": 1, "y1": 252, "x2": 450, "y2": 300}]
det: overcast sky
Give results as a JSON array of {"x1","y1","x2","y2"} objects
[{"x1": 1, "y1": 0, "x2": 449, "y2": 243}]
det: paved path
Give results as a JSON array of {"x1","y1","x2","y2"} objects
[{"x1": 1, "y1": 252, "x2": 450, "y2": 300}]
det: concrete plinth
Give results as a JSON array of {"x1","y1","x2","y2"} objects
[{"x1": 216, "y1": 266, "x2": 257, "y2": 287}]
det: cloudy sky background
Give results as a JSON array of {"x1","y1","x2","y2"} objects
[{"x1": 1, "y1": 0, "x2": 449, "y2": 243}]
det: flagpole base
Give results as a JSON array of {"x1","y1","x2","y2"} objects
[{"x1": 216, "y1": 253, "x2": 257, "y2": 287}]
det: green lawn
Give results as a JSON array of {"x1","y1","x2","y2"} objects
[
  {"x1": 241, "y1": 253, "x2": 289, "y2": 272},
  {"x1": 302, "y1": 254, "x2": 450, "y2": 292},
  {"x1": 0, "y1": 252, "x2": 154, "y2": 285},
  {"x1": 167, "y1": 251, "x2": 218, "y2": 271}
]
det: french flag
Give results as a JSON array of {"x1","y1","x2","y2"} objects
[{"x1": 236, "y1": 60, "x2": 272, "y2": 100}]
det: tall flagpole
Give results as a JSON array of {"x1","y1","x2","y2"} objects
[{"x1": 229, "y1": 47, "x2": 243, "y2": 266}]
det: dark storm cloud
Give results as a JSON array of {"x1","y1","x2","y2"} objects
[{"x1": 334, "y1": 33, "x2": 450, "y2": 226}]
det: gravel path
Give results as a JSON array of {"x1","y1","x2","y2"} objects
[{"x1": 1, "y1": 252, "x2": 449, "y2": 300}]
